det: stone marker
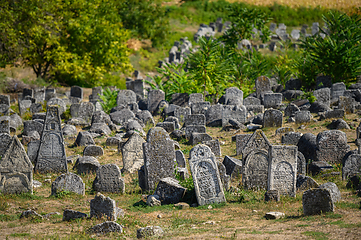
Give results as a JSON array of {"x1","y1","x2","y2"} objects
[
  {"x1": 265, "y1": 190, "x2": 280, "y2": 202},
  {"x1": 222, "y1": 105, "x2": 247, "y2": 127},
  {"x1": 0, "y1": 116, "x2": 10, "y2": 134},
  {"x1": 83, "y1": 145, "x2": 104, "y2": 157},
  {"x1": 189, "y1": 93, "x2": 204, "y2": 106},
  {"x1": 281, "y1": 132, "x2": 303, "y2": 146},
  {"x1": 295, "y1": 111, "x2": 311, "y2": 124},
  {"x1": 73, "y1": 156, "x2": 100, "y2": 175},
  {"x1": 93, "y1": 164, "x2": 125, "y2": 193},
  {"x1": 75, "y1": 131, "x2": 95, "y2": 146},
  {"x1": 268, "y1": 145, "x2": 298, "y2": 197},
  {"x1": 319, "y1": 182, "x2": 341, "y2": 203},
  {"x1": 0, "y1": 136, "x2": 33, "y2": 194},
  {"x1": 47, "y1": 98, "x2": 66, "y2": 115},
  {"x1": 121, "y1": 132, "x2": 145, "y2": 173},
  {"x1": 51, "y1": 172, "x2": 85, "y2": 196},
  {"x1": 241, "y1": 130, "x2": 271, "y2": 159},
  {"x1": 224, "y1": 87, "x2": 243, "y2": 105},
  {"x1": 263, "y1": 93, "x2": 282, "y2": 108},
  {"x1": 143, "y1": 127, "x2": 176, "y2": 190},
  {"x1": 70, "y1": 86, "x2": 83, "y2": 100},
  {"x1": 189, "y1": 144, "x2": 226, "y2": 206},
  {"x1": 315, "y1": 130, "x2": 350, "y2": 164},
  {"x1": 63, "y1": 209, "x2": 88, "y2": 221},
  {"x1": 263, "y1": 109, "x2": 282, "y2": 128},
  {"x1": 117, "y1": 89, "x2": 136, "y2": 106},
  {"x1": 243, "y1": 148, "x2": 269, "y2": 190},
  {"x1": 313, "y1": 88, "x2": 330, "y2": 106},
  {"x1": 137, "y1": 226, "x2": 164, "y2": 239},
  {"x1": 154, "y1": 177, "x2": 186, "y2": 204},
  {"x1": 192, "y1": 101, "x2": 211, "y2": 115},
  {"x1": 297, "y1": 151, "x2": 307, "y2": 175},
  {"x1": 175, "y1": 150, "x2": 186, "y2": 168},
  {"x1": 223, "y1": 156, "x2": 242, "y2": 179},
  {"x1": 331, "y1": 82, "x2": 346, "y2": 100},
  {"x1": 202, "y1": 139, "x2": 221, "y2": 156},
  {"x1": 91, "y1": 221, "x2": 123, "y2": 234},
  {"x1": 147, "y1": 90, "x2": 165, "y2": 114},
  {"x1": 297, "y1": 133, "x2": 317, "y2": 162},
  {"x1": 90, "y1": 192, "x2": 123, "y2": 221},
  {"x1": 255, "y1": 76, "x2": 271, "y2": 100},
  {"x1": 35, "y1": 105, "x2": 67, "y2": 173},
  {"x1": 303, "y1": 188, "x2": 334, "y2": 215},
  {"x1": 342, "y1": 154, "x2": 361, "y2": 180}
]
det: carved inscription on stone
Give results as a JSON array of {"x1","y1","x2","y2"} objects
[
  {"x1": 189, "y1": 144, "x2": 225, "y2": 206},
  {"x1": 268, "y1": 145, "x2": 297, "y2": 197},
  {"x1": 242, "y1": 149, "x2": 269, "y2": 190},
  {"x1": 241, "y1": 130, "x2": 271, "y2": 159},
  {"x1": 93, "y1": 164, "x2": 125, "y2": 193}
]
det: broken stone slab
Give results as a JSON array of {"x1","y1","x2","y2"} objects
[
  {"x1": 222, "y1": 155, "x2": 242, "y2": 179},
  {"x1": 189, "y1": 132, "x2": 212, "y2": 145},
  {"x1": 296, "y1": 175, "x2": 319, "y2": 191},
  {"x1": 75, "y1": 131, "x2": 95, "y2": 146},
  {"x1": 90, "y1": 192, "x2": 124, "y2": 221},
  {"x1": 265, "y1": 212, "x2": 285, "y2": 220},
  {"x1": 83, "y1": 145, "x2": 104, "y2": 157},
  {"x1": 63, "y1": 209, "x2": 88, "y2": 221},
  {"x1": 319, "y1": 182, "x2": 341, "y2": 203},
  {"x1": 73, "y1": 156, "x2": 100, "y2": 175},
  {"x1": 90, "y1": 221, "x2": 123, "y2": 234},
  {"x1": 154, "y1": 177, "x2": 186, "y2": 205},
  {"x1": 146, "y1": 195, "x2": 161, "y2": 207},
  {"x1": 51, "y1": 172, "x2": 85, "y2": 196},
  {"x1": 308, "y1": 161, "x2": 333, "y2": 176},
  {"x1": 303, "y1": 188, "x2": 334, "y2": 215},
  {"x1": 264, "y1": 190, "x2": 280, "y2": 202},
  {"x1": 137, "y1": 226, "x2": 164, "y2": 239}
]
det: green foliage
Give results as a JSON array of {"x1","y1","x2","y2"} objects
[
  {"x1": 299, "y1": 11, "x2": 361, "y2": 85},
  {"x1": 118, "y1": 0, "x2": 170, "y2": 47},
  {"x1": 0, "y1": 0, "x2": 132, "y2": 87},
  {"x1": 0, "y1": 214, "x2": 19, "y2": 222},
  {"x1": 221, "y1": 5, "x2": 271, "y2": 46},
  {"x1": 99, "y1": 88, "x2": 118, "y2": 114}
]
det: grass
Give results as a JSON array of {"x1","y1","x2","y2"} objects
[
  {"x1": 9, "y1": 233, "x2": 31, "y2": 237},
  {"x1": 302, "y1": 231, "x2": 329, "y2": 240}
]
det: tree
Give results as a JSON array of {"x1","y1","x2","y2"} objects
[{"x1": 0, "y1": 0, "x2": 133, "y2": 87}]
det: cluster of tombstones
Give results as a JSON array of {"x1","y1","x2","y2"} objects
[{"x1": 2, "y1": 73, "x2": 361, "y2": 231}]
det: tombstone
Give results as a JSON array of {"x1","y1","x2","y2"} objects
[
  {"x1": 242, "y1": 148, "x2": 269, "y2": 190},
  {"x1": 23, "y1": 88, "x2": 33, "y2": 99},
  {"x1": 109, "y1": 108, "x2": 135, "y2": 125},
  {"x1": 269, "y1": 23, "x2": 277, "y2": 32},
  {"x1": 222, "y1": 156, "x2": 242, "y2": 179},
  {"x1": 243, "y1": 96, "x2": 261, "y2": 106},
  {"x1": 70, "y1": 86, "x2": 83, "y2": 100},
  {"x1": 222, "y1": 105, "x2": 247, "y2": 127},
  {"x1": 191, "y1": 101, "x2": 210, "y2": 115},
  {"x1": 297, "y1": 151, "x2": 306, "y2": 175},
  {"x1": 268, "y1": 145, "x2": 297, "y2": 197},
  {"x1": 342, "y1": 154, "x2": 361, "y2": 180},
  {"x1": 297, "y1": 133, "x2": 317, "y2": 162},
  {"x1": 188, "y1": 93, "x2": 204, "y2": 106},
  {"x1": 316, "y1": 76, "x2": 332, "y2": 89},
  {"x1": 30, "y1": 103, "x2": 42, "y2": 114},
  {"x1": 319, "y1": 182, "x2": 341, "y2": 203},
  {"x1": 154, "y1": 177, "x2": 187, "y2": 204},
  {"x1": 0, "y1": 95, "x2": 10, "y2": 116},
  {"x1": 78, "y1": 102, "x2": 95, "y2": 124},
  {"x1": 205, "y1": 104, "x2": 223, "y2": 126},
  {"x1": 73, "y1": 156, "x2": 100, "y2": 175},
  {"x1": 45, "y1": 89, "x2": 56, "y2": 101},
  {"x1": 75, "y1": 131, "x2": 95, "y2": 146},
  {"x1": 284, "y1": 103, "x2": 300, "y2": 117},
  {"x1": 202, "y1": 139, "x2": 221, "y2": 156},
  {"x1": 0, "y1": 116, "x2": 10, "y2": 134},
  {"x1": 312, "y1": 22, "x2": 319, "y2": 36},
  {"x1": 174, "y1": 107, "x2": 191, "y2": 124},
  {"x1": 296, "y1": 175, "x2": 319, "y2": 191},
  {"x1": 295, "y1": 111, "x2": 312, "y2": 124},
  {"x1": 184, "y1": 114, "x2": 205, "y2": 127},
  {"x1": 301, "y1": 24, "x2": 308, "y2": 35},
  {"x1": 189, "y1": 144, "x2": 226, "y2": 206},
  {"x1": 175, "y1": 150, "x2": 186, "y2": 168},
  {"x1": 171, "y1": 93, "x2": 189, "y2": 107},
  {"x1": 263, "y1": 93, "x2": 282, "y2": 109},
  {"x1": 0, "y1": 136, "x2": 33, "y2": 194},
  {"x1": 27, "y1": 140, "x2": 40, "y2": 163},
  {"x1": 331, "y1": 82, "x2": 346, "y2": 100},
  {"x1": 93, "y1": 164, "x2": 125, "y2": 193},
  {"x1": 51, "y1": 172, "x2": 85, "y2": 196},
  {"x1": 35, "y1": 105, "x2": 67, "y2": 173},
  {"x1": 269, "y1": 42, "x2": 277, "y2": 51},
  {"x1": 303, "y1": 188, "x2": 334, "y2": 215},
  {"x1": 313, "y1": 88, "x2": 330, "y2": 106},
  {"x1": 90, "y1": 192, "x2": 123, "y2": 221},
  {"x1": 291, "y1": 29, "x2": 300, "y2": 40},
  {"x1": 263, "y1": 109, "x2": 282, "y2": 128},
  {"x1": 89, "y1": 87, "x2": 102, "y2": 102},
  {"x1": 83, "y1": 145, "x2": 104, "y2": 157},
  {"x1": 275, "y1": 127, "x2": 294, "y2": 136},
  {"x1": 185, "y1": 126, "x2": 207, "y2": 140},
  {"x1": 338, "y1": 96, "x2": 355, "y2": 114},
  {"x1": 316, "y1": 130, "x2": 350, "y2": 164},
  {"x1": 255, "y1": 76, "x2": 271, "y2": 100},
  {"x1": 224, "y1": 87, "x2": 243, "y2": 105},
  {"x1": 147, "y1": 90, "x2": 165, "y2": 115},
  {"x1": 117, "y1": 90, "x2": 136, "y2": 106},
  {"x1": 19, "y1": 100, "x2": 32, "y2": 116},
  {"x1": 235, "y1": 134, "x2": 252, "y2": 156},
  {"x1": 47, "y1": 98, "x2": 66, "y2": 115},
  {"x1": 121, "y1": 132, "x2": 145, "y2": 174},
  {"x1": 143, "y1": 127, "x2": 176, "y2": 190}
]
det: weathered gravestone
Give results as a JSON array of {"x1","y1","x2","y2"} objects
[
  {"x1": 35, "y1": 105, "x2": 67, "y2": 173},
  {"x1": 175, "y1": 150, "x2": 186, "y2": 168},
  {"x1": 117, "y1": 90, "x2": 136, "y2": 106},
  {"x1": 154, "y1": 177, "x2": 187, "y2": 204},
  {"x1": 192, "y1": 102, "x2": 211, "y2": 115},
  {"x1": 19, "y1": 100, "x2": 32, "y2": 116},
  {"x1": 315, "y1": 130, "x2": 350, "y2": 164},
  {"x1": 297, "y1": 133, "x2": 317, "y2": 162},
  {"x1": 147, "y1": 90, "x2": 165, "y2": 115},
  {"x1": 303, "y1": 188, "x2": 334, "y2": 215},
  {"x1": 314, "y1": 87, "x2": 330, "y2": 107},
  {"x1": 242, "y1": 130, "x2": 272, "y2": 190},
  {"x1": 47, "y1": 98, "x2": 66, "y2": 115},
  {"x1": 255, "y1": 76, "x2": 271, "y2": 100},
  {"x1": 174, "y1": 107, "x2": 191, "y2": 124},
  {"x1": 189, "y1": 93, "x2": 204, "y2": 106},
  {"x1": 295, "y1": 111, "x2": 312, "y2": 124},
  {"x1": 70, "y1": 86, "x2": 83, "y2": 100},
  {"x1": 51, "y1": 172, "x2": 85, "y2": 196},
  {"x1": 338, "y1": 96, "x2": 355, "y2": 114},
  {"x1": 0, "y1": 133, "x2": 13, "y2": 157},
  {"x1": 222, "y1": 105, "x2": 247, "y2": 127},
  {"x1": 189, "y1": 144, "x2": 226, "y2": 206},
  {"x1": 90, "y1": 192, "x2": 123, "y2": 221},
  {"x1": 0, "y1": 116, "x2": 10, "y2": 134},
  {"x1": 77, "y1": 102, "x2": 95, "y2": 124},
  {"x1": 263, "y1": 109, "x2": 283, "y2": 128},
  {"x1": 121, "y1": 132, "x2": 145, "y2": 173},
  {"x1": 263, "y1": 93, "x2": 282, "y2": 109},
  {"x1": 93, "y1": 164, "x2": 125, "y2": 193},
  {"x1": 268, "y1": 145, "x2": 298, "y2": 197},
  {"x1": 143, "y1": 127, "x2": 176, "y2": 190},
  {"x1": 342, "y1": 154, "x2": 361, "y2": 180},
  {"x1": 0, "y1": 95, "x2": 10, "y2": 116},
  {"x1": 235, "y1": 134, "x2": 252, "y2": 156},
  {"x1": 243, "y1": 96, "x2": 261, "y2": 106},
  {"x1": 223, "y1": 155, "x2": 242, "y2": 179},
  {"x1": 0, "y1": 136, "x2": 33, "y2": 194},
  {"x1": 331, "y1": 82, "x2": 346, "y2": 100},
  {"x1": 297, "y1": 151, "x2": 307, "y2": 175},
  {"x1": 224, "y1": 87, "x2": 243, "y2": 105},
  {"x1": 170, "y1": 93, "x2": 189, "y2": 107}
]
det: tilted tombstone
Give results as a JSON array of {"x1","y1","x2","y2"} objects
[
  {"x1": 255, "y1": 76, "x2": 271, "y2": 100},
  {"x1": 263, "y1": 109, "x2": 283, "y2": 128},
  {"x1": 45, "y1": 89, "x2": 56, "y2": 101},
  {"x1": 0, "y1": 133, "x2": 13, "y2": 158},
  {"x1": 51, "y1": 172, "x2": 85, "y2": 196},
  {"x1": 23, "y1": 120, "x2": 43, "y2": 136},
  {"x1": 342, "y1": 154, "x2": 361, "y2": 180},
  {"x1": 143, "y1": 127, "x2": 176, "y2": 190},
  {"x1": 27, "y1": 140, "x2": 40, "y2": 163},
  {"x1": 174, "y1": 107, "x2": 191, "y2": 124},
  {"x1": 35, "y1": 105, "x2": 67, "y2": 173},
  {"x1": 93, "y1": 164, "x2": 125, "y2": 193},
  {"x1": 34, "y1": 88, "x2": 45, "y2": 103},
  {"x1": 202, "y1": 139, "x2": 221, "y2": 156},
  {"x1": 222, "y1": 105, "x2": 247, "y2": 127},
  {"x1": 315, "y1": 130, "x2": 350, "y2": 164},
  {"x1": 302, "y1": 188, "x2": 334, "y2": 215},
  {"x1": 184, "y1": 114, "x2": 205, "y2": 127},
  {"x1": 171, "y1": 93, "x2": 189, "y2": 107},
  {"x1": 117, "y1": 90, "x2": 136, "y2": 106},
  {"x1": 0, "y1": 136, "x2": 33, "y2": 194},
  {"x1": 121, "y1": 132, "x2": 145, "y2": 174},
  {"x1": 70, "y1": 86, "x2": 83, "y2": 100},
  {"x1": 313, "y1": 88, "x2": 330, "y2": 107},
  {"x1": 189, "y1": 144, "x2": 226, "y2": 206},
  {"x1": 297, "y1": 151, "x2": 307, "y2": 175},
  {"x1": 284, "y1": 103, "x2": 300, "y2": 117},
  {"x1": 268, "y1": 145, "x2": 298, "y2": 197},
  {"x1": 224, "y1": 87, "x2": 243, "y2": 105},
  {"x1": 147, "y1": 90, "x2": 165, "y2": 115},
  {"x1": 223, "y1": 155, "x2": 242, "y2": 179},
  {"x1": 295, "y1": 111, "x2": 312, "y2": 124},
  {"x1": 189, "y1": 132, "x2": 211, "y2": 145},
  {"x1": 188, "y1": 93, "x2": 204, "y2": 106},
  {"x1": 154, "y1": 177, "x2": 187, "y2": 204},
  {"x1": 331, "y1": 82, "x2": 346, "y2": 100},
  {"x1": 175, "y1": 150, "x2": 186, "y2": 168}
]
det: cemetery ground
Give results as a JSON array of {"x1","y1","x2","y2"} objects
[{"x1": 0, "y1": 107, "x2": 361, "y2": 239}]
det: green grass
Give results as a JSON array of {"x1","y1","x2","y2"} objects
[
  {"x1": 329, "y1": 220, "x2": 361, "y2": 228},
  {"x1": 9, "y1": 233, "x2": 31, "y2": 237},
  {"x1": 0, "y1": 214, "x2": 19, "y2": 222},
  {"x1": 302, "y1": 231, "x2": 329, "y2": 240}
]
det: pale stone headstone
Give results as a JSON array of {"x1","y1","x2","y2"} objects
[
  {"x1": 268, "y1": 145, "x2": 297, "y2": 197},
  {"x1": 189, "y1": 144, "x2": 226, "y2": 206},
  {"x1": 295, "y1": 111, "x2": 312, "y2": 124},
  {"x1": 35, "y1": 105, "x2": 67, "y2": 173},
  {"x1": 331, "y1": 82, "x2": 346, "y2": 100},
  {"x1": 191, "y1": 102, "x2": 210, "y2": 115},
  {"x1": 117, "y1": 90, "x2": 136, "y2": 106},
  {"x1": 235, "y1": 134, "x2": 252, "y2": 156},
  {"x1": 222, "y1": 105, "x2": 247, "y2": 127},
  {"x1": 223, "y1": 156, "x2": 242, "y2": 179},
  {"x1": 47, "y1": 98, "x2": 66, "y2": 115},
  {"x1": 93, "y1": 164, "x2": 125, "y2": 193},
  {"x1": 19, "y1": 100, "x2": 32, "y2": 116},
  {"x1": 121, "y1": 132, "x2": 145, "y2": 173},
  {"x1": 205, "y1": 104, "x2": 223, "y2": 126},
  {"x1": 0, "y1": 116, "x2": 10, "y2": 134},
  {"x1": 184, "y1": 114, "x2": 205, "y2": 127},
  {"x1": 0, "y1": 136, "x2": 33, "y2": 194},
  {"x1": 255, "y1": 76, "x2": 271, "y2": 99},
  {"x1": 297, "y1": 151, "x2": 307, "y2": 175},
  {"x1": 143, "y1": 127, "x2": 176, "y2": 190},
  {"x1": 263, "y1": 93, "x2": 282, "y2": 108},
  {"x1": 202, "y1": 139, "x2": 221, "y2": 156},
  {"x1": 78, "y1": 102, "x2": 95, "y2": 124},
  {"x1": 316, "y1": 130, "x2": 350, "y2": 164},
  {"x1": 154, "y1": 177, "x2": 186, "y2": 204},
  {"x1": 241, "y1": 130, "x2": 271, "y2": 159},
  {"x1": 244, "y1": 96, "x2": 261, "y2": 106},
  {"x1": 51, "y1": 172, "x2": 85, "y2": 196},
  {"x1": 342, "y1": 154, "x2": 361, "y2": 180},
  {"x1": 224, "y1": 87, "x2": 243, "y2": 105},
  {"x1": 90, "y1": 192, "x2": 123, "y2": 221},
  {"x1": 147, "y1": 90, "x2": 165, "y2": 114},
  {"x1": 243, "y1": 149, "x2": 269, "y2": 190},
  {"x1": 303, "y1": 188, "x2": 334, "y2": 215},
  {"x1": 263, "y1": 109, "x2": 283, "y2": 128},
  {"x1": 313, "y1": 88, "x2": 330, "y2": 106},
  {"x1": 319, "y1": 182, "x2": 341, "y2": 203},
  {"x1": 175, "y1": 150, "x2": 186, "y2": 168},
  {"x1": 174, "y1": 107, "x2": 191, "y2": 124}
]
